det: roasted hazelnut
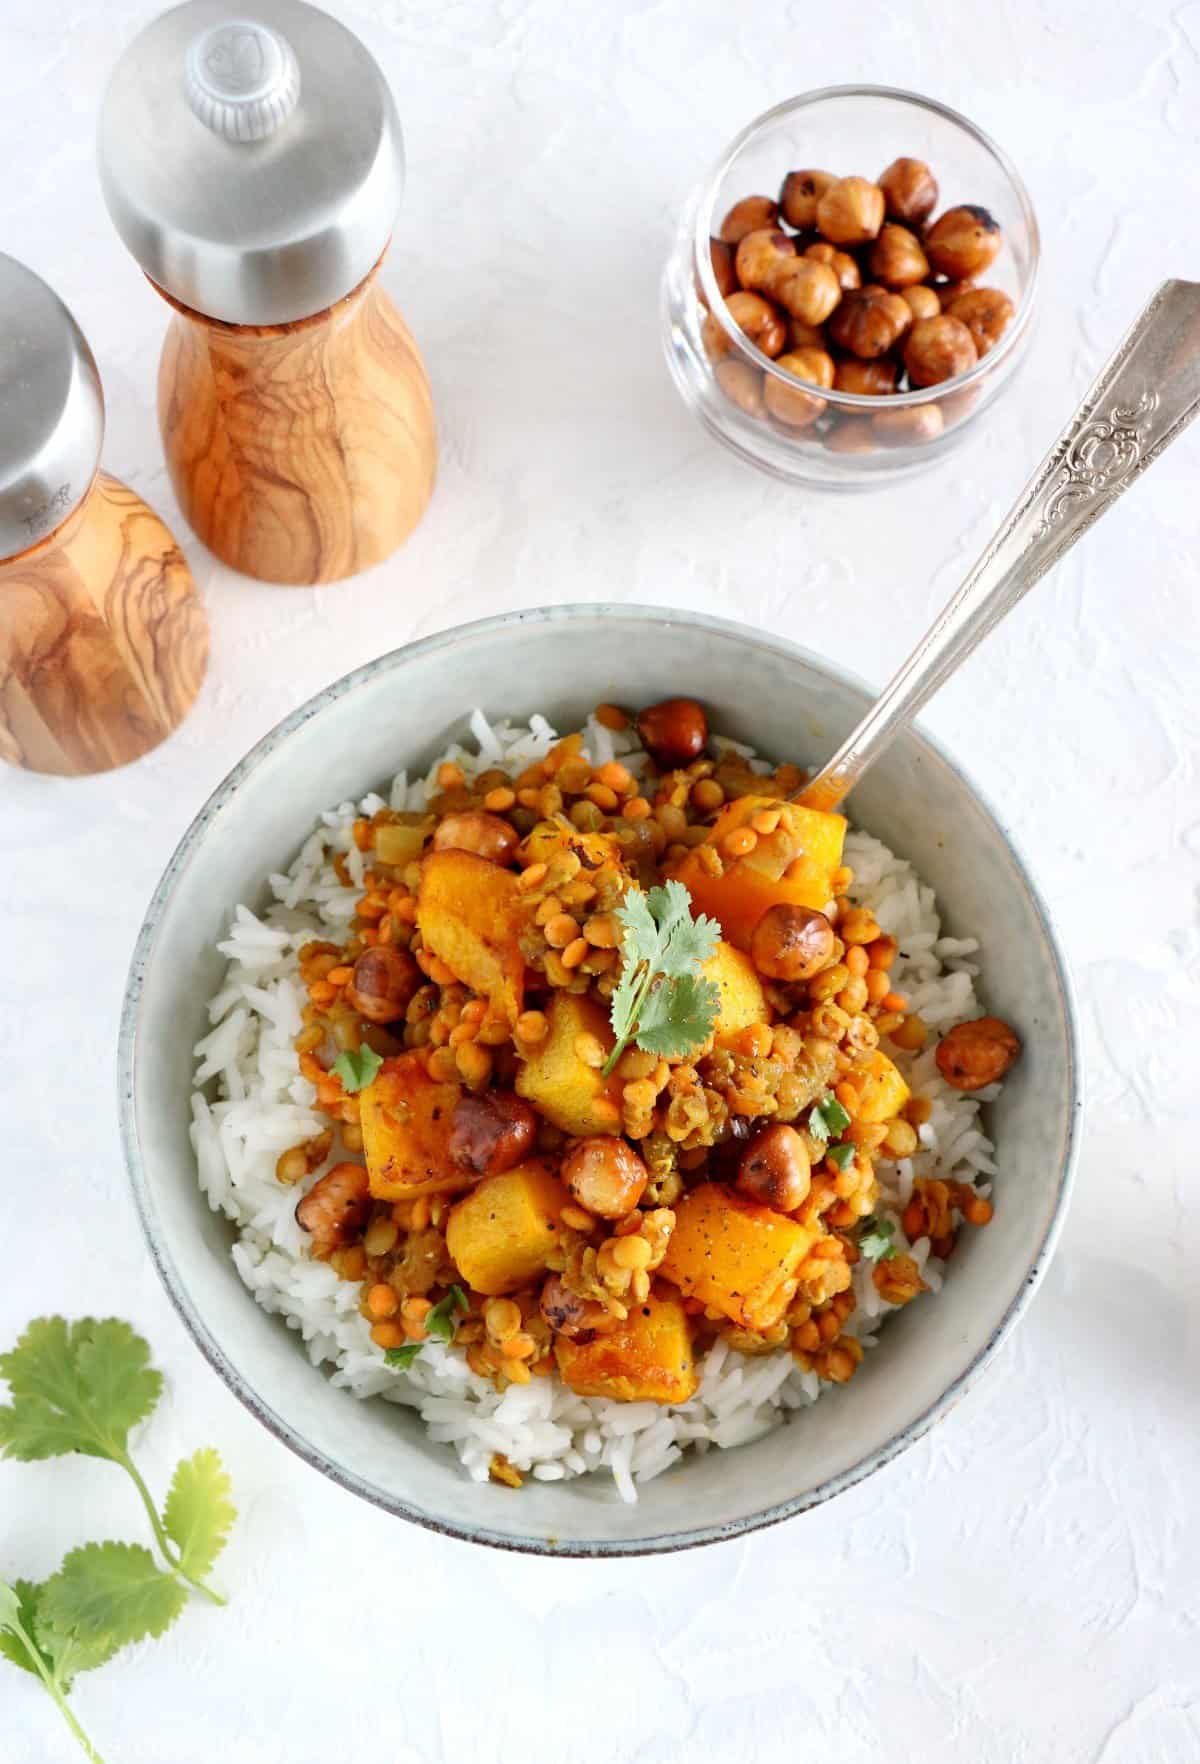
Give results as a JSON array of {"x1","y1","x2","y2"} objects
[
  {"x1": 562, "y1": 1136, "x2": 648, "y2": 1219},
  {"x1": 877, "y1": 156, "x2": 939, "y2": 226},
  {"x1": 539, "y1": 1274, "x2": 615, "y2": 1344},
  {"x1": 719, "y1": 194, "x2": 779, "y2": 244},
  {"x1": 780, "y1": 168, "x2": 837, "y2": 229},
  {"x1": 763, "y1": 348, "x2": 834, "y2": 429},
  {"x1": 346, "y1": 945, "x2": 421, "y2": 1023},
  {"x1": 750, "y1": 902, "x2": 836, "y2": 980},
  {"x1": 823, "y1": 419, "x2": 877, "y2": 455},
  {"x1": 828, "y1": 287, "x2": 912, "y2": 359},
  {"x1": 873, "y1": 403, "x2": 945, "y2": 447},
  {"x1": 715, "y1": 290, "x2": 787, "y2": 358},
  {"x1": 935, "y1": 278, "x2": 976, "y2": 309},
  {"x1": 636, "y1": 696, "x2": 708, "y2": 768},
  {"x1": 833, "y1": 355, "x2": 897, "y2": 396},
  {"x1": 449, "y1": 1089, "x2": 537, "y2": 1175},
  {"x1": 734, "y1": 227, "x2": 796, "y2": 292},
  {"x1": 433, "y1": 809, "x2": 519, "y2": 865},
  {"x1": 701, "y1": 310, "x2": 730, "y2": 361},
  {"x1": 901, "y1": 283, "x2": 941, "y2": 322},
  {"x1": 940, "y1": 383, "x2": 981, "y2": 427},
  {"x1": 925, "y1": 205, "x2": 1002, "y2": 279},
  {"x1": 935, "y1": 1016, "x2": 1021, "y2": 1090},
  {"x1": 785, "y1": 347, "x2": 835, "y2": 388},
  {"x1": 868, "y1": 223, "x2": 930, "y2": 289},
  {"x1": 737, "y1": 1123, "x2": 811, "y2": 1213},
  {"x1": 815, "y1": 176, "x2": 886, "y2": 246},
  {"x1": 295, "y1": 1162, "x2": 370, "y2": 1258},
  {"x1": 767, "y1": 258, "x2": 841, "y2": 326},
  {"x1": 903, "y1": 314, "x2": 978, "y2": 387},
  {"x1": 804, "y1": 241, "x2": 861, "y2": 292},
  {"x1": 715, "y1": 359, "x2": 765, "y2": 417},
  {"x1": 708, "y1": 236, "x2": 738, "y2": 299},
  {"x1": 946, "y1": 286, "x2": 1015, "y2": 355},
  {"x1": 785, "y1": 316, "x2": 826, "y2": 351}
]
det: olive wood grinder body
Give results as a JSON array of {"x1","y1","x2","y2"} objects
[
  {"x1": 99, "y1": 2, "x2": 437, "y2": 588},
  {"x1": 0, "y1": 476, "x2": 206, "y2": 776},
  {"x1": 0, "y1": 255, "x2": 206, "y2": 776},
  {"x1": 156, "y1": 260, "x2": 435, "y2": 586}
]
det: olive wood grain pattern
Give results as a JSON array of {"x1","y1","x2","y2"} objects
[
  {"x1": 0, "y1": 472, "x2": 208, "y2": 776},
  {"x1": 157, "y1": 260, "x2": 437, "y2": 585}
]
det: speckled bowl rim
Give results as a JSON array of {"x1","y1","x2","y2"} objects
[{"x1": 117, "y1": 604, "x2": 1082, "y2": 1557}]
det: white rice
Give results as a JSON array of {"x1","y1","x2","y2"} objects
[{"x1": 190, "y1": 713, "x2": 999, "y2": 1501}]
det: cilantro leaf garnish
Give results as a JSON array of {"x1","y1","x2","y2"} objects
[
  {"x1": 634, "y1": 971, "x2": 722, "y2": 1058},
  {"x1": 1, "y1": 1317, "x2": 238, "y2": 1760},
  {"x1": 1, "y1": 1569, "x2": 126, "y2": 1761},
  {"x1": 1, "y1": 1575, "x2": 120, "y2": 1694},
  {"x1": 39, "y1": 1543, "x2": 188, "y2": 1651},
  {"x1": 858, "y1": 1216, "x2": 899, "y2": 1261},
  {"x1": 0, "y1": 1318, "x2": 232, "y2": 1607},
  {"x1": 0, "y1": 1578, "x2": 45, "y2": 1679},
  {"x1": 0, "y1": 1317, "x2": 161, "y2": 1463},
  {"x1": 162, "y1": 1449, "x2": 237, "y2": 1584},
  {"x1": 604, "y1": 880, "x2": 721, "y2": 1074},
  {"x1": 385, "y1": 1286, "x2": 468, "y2": 1368},
  {"x1": 826, "y1": 1141, "x2": 856, "y2": 1172},
  {"x1": 809, "y1": 1093, "x2": 852, "y2": 1144},
  {"x1": 423, "y1": 1286, "x2": 468, "y2": 1344},
  {"x1": 331, "y1": 1043, "x2": 383, "y2": 1093}
]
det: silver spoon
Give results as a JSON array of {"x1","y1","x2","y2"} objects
[{"x1": 796, "y1": 279, "x2": 1200, "y2": 813}]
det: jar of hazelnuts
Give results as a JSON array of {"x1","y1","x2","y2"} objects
[{"x1": 662, "y1": 87, "x2": 1039, "y2": 486}]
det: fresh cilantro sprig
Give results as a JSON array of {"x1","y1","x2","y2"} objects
[
  {"x1": 0, "y1": 1319, "x2": 231, "y2": 1607},
  {"x1": 604, "y1": 881, "x2": 721, "y2": 1075},
  {"x1": 809, "y1": 1092, "x2": 852, "y2": 1145},
  {"x1": 331, "y1": 1043, "x2": 383, "y2": 1093},
  {"x1": 0, "y1": 1318, "x2": 236, "y2": 1762},
  {"x1": 0, "y1": 1575, "x2": 114, "y2": 1762},
  {"x1": 385, "y1": 1286, "x2": 468, "y2": 1370},
  {"x1": 858, "y1": 1216, "x2": 899, "y2": 1261},
  {"x1": 826, "y1": 1140, "x2": 856, "y2": 1173}
]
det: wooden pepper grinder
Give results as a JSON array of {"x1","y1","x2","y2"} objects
[
  {"x1": 0, "y1": 255, "x2": 208, "y2": 775},
  {"x1": 98, "y1": 0, "x2": 437, "y2": 586}
]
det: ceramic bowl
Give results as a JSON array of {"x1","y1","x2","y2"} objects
[{"x1": 118, "y1": 606, "x2": 1080, "y2": 1554}]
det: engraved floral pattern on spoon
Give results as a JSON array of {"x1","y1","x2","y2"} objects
[{"x1": 1035, "y1": 386, "x2": 1159, "y2": 531}]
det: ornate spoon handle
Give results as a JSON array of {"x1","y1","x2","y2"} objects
[{"x1": 797, "y1": 279, "x2": 1200, "y2": 812}]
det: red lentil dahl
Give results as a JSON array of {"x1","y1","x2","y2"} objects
[{"x1": 283, "y1": 701, "x2": 1017, "y2": 1429}]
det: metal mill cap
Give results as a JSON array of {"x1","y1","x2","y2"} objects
[
  {"x1": 0, "y1": 255, "x2": 105, "y2": 562},
  {"x1": 97, "y1": 0, "x2": 405, "y2": 326}
]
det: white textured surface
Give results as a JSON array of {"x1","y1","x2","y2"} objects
[{"x1": 2, "y1": 1, "x2": 1198, "y2": 1759}]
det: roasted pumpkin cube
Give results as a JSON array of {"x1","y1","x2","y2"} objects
[
  {"x1": 555, "y1": 1284, "x2": 698, "y2": 1405},
  {"x1": 851, "y1": 1049, "x2": 911, "y2": 1124},
  {"x1": 359, "y1": 1053, "x2": 470, "y2": 1200},
  {"x1": 444, "y1": 1159, "x2": 570, "y2": 1295},
  {"x1": 515, "y1": 992, "x2": 624, "y2": 1137},
  {"x1": 416, "y1": 848, "x2": 524, "y2": 1022},
  {"x1": 673, "y1": 796, "x2": 846, "y2": 950},
  {"x1": 659, "y1": 1181, "x2": 816, "y2": 1330},
  {"x1": 703, "y1": 940, "x2": 768, "y2": 1043}
]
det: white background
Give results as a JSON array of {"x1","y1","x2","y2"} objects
[{"x1": 2, "y1": 1, "x2": 1199, "y2": 1759}]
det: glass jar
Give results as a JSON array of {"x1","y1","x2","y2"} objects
[{"x1": 661, "y1": 86, "x2": 1040, "y2": 488}]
